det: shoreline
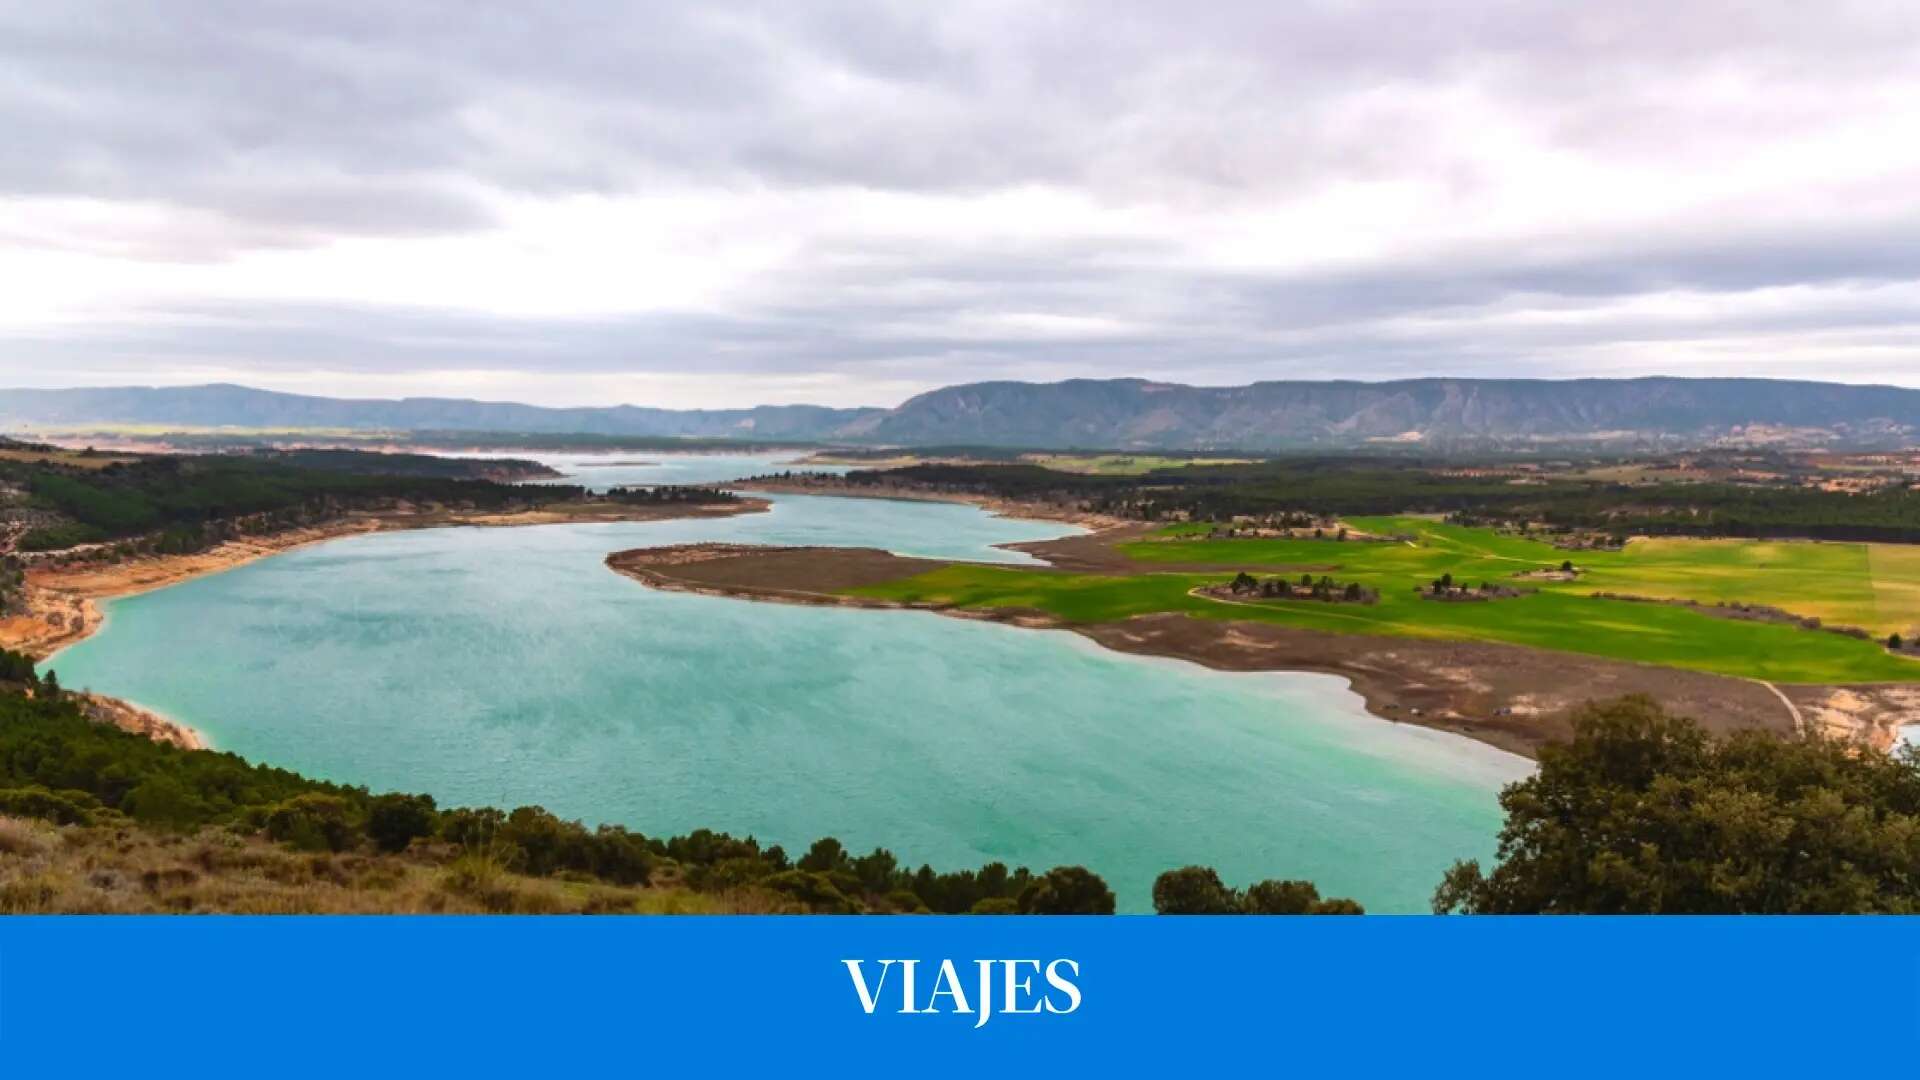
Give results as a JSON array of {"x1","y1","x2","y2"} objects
[
  {"x1": 605, "y1": 541, "x2": 1917, "y2": 758},
  {"x1": 4, "y1": 497, "x2": 769, "y2": 748},
  {"x1": 74, "y1": 691, "x2": 207, "y2": 751}
]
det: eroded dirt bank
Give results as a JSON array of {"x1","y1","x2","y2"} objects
[{"x1": 606, "y1": 541, "x2": 1910, "y2": 758}]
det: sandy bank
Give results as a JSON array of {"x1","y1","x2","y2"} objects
[
  {"x1": 73, "y1": 692, "x2": 206, "y2": 750},
  {"x1": 605, "y1": 541, "x2": 1912, "y2": 758}
]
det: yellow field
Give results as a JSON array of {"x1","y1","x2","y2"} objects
[{"x1": 1868, "y1": 544, "x2": 1920, "y2": 637}]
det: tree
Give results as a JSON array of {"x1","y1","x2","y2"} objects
[
  {"x1": 265, "y1": 793, "x2": 358, "y2": 852},
  {"x1": 1434, "y1": 696, "x2": 1920, "y2": 914},
  {"x1": 120, "y1": 775, "x2": 211, "y2": 830},
  {"x1": 590, "y1": 824, "x2": 654, "y2": 885},
  {"x1": 1892, "y1": 633, "x2": 1905, "y2": 651},
  {"x1": 851, "y1": 847, "x2": 900, "y2": 894},
  {"x1": 1230, "y1": 571, "x2": 1257, "y2": 594},
  {"x1": 366, "y1": 792, "x2": 437, "y2": 853},
  {"x1": 501, "y1": 806, "x2": 572, "y2": 873},
  {"x1": 1241, "y1": 879, "x2": 1323, "y2": 914},
  {"x1": 0, "y1": 647, "x2": 34, "y2": 684},
  {"x1": 1152, "y1": 866, "x2": 1239, "y2": 913},
  {"x1": 1561, "y1": 559, "x2": 1575, "y2": 573},
  {"x1": 1017, "y1": 866, "x2": 1116, "y2": 914},
  {"x1": 440, "y1": 806, "x2": 506, "y2": 850},
  {"x1": 798, "y1": 836, "x2": 849, "y2": 873}
]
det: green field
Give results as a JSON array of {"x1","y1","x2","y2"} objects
[{"x1": 848, "y1": 516, "x2": 1920, "y2": 684}]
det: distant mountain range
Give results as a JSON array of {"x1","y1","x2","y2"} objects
[
  {"x1": 0, "y1": 384, "x2": 880, "y2": 441},
  {"x1": 5, "y1": 377, "x2": 1919, "y2": 451}
]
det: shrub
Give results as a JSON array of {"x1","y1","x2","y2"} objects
[
  {"x1": 589, "y1": 824, "x2": 654, "y2": 886},
  {"x1": 121, "y1": 775, "x2": 213, "y2": 830},
  {"x1": 0, "y1": 817, "x2": 49, "y2": 857},
  {"x1": 1152, "y1": 866, "x2": 1239, "y2": 914},
  {"x1": 1017, "y1": 866, "x2": 1116, "y2": 914},
  {"x1": 1241, "y1": 879, "x2": 1325, "y2": 914},
  {"x1": 438, "y1": 807, "x2": 506, "y2": 849},
  {"x1": 440, "y1": 854, "x2": 519, "y2": 913},
  {"x1": 884, "y1": 889, "x2": 931, "y2": 913},
  {"x1": 499, "y1": 806, "x2": 596, "y2": 877},
  {"x1": 365, "y1": 792, "x2": 437, "y2": 853},
  {"x1": 265, "y1": 793, "x2": 359, "y2": 852},
  {"x1": 1435, "y1": 696, "x2": 1920, "y2": 913},
  {"x1": 797, "y1": 836, "x2": 849, "y2": 874},
  {"x1": 757, "y1": 870, "x2": 860, "y2": 913},
  {"x1": 0, "y1": 785, "x2": 100, "y2": 826}
]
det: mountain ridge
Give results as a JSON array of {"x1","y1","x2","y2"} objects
[
  {"x1": 0, "y1": 383, "x2": 883, "y2": 441},
  {"x1": 4, "y1": 376, "x2": 1919, "y2": 451}
]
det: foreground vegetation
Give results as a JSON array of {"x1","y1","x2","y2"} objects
[
  {"x1": 0, "y1": 658, "x2": 1117, "y2": 914},
  {"x1": 1437, "y1": 697, "x2": 1920, "y2": 913},
  {"x1": 0, "y1": 444, "x2": 584, "y2": 554},
  {"x1": 4, "y1": 667, "x2": 1910, "y2": 914}
]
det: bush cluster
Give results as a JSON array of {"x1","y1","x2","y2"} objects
[{"x1": 1151, "y1": 866, "x2": 1363, "y2": 914}]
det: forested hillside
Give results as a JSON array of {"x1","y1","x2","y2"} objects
[
  {"x1": 0, "y1": 449, "x2": 581, "y2": 554},
  {"x1": 831, "y1": 457, "x2": 1920, "y2": 542}
]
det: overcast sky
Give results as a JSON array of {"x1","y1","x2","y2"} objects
[{"x1": 3, "y1": 2, "x2": 1918, "y2": 408}]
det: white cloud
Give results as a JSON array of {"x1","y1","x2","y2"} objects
[{"x1": 2, "y1": 1, "x2": 1918, "y2": 405}]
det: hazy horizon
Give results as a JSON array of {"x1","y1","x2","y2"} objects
[
  {"x1": 14, "y1": 371, "x2": 1920, "y2": 417},
  {"x1": 4, "y1": 3, "x2": 1919, "y2": 408}
]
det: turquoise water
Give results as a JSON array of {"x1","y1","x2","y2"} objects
[
  {"x1": 43, "y1": 477, "x2": 1527, "y2": 911},
  {"x1": 454, "y1": 450, "x2": 848, "y2": 490}
]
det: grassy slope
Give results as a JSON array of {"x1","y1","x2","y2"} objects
[
  {"x1": 849, "y1": 516, "x2": 1920, "y2": 684},
  {"x1": 0, "y1": 814, "x2": 748, "y2": 914}
]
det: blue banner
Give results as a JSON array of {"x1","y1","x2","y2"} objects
[{"x1": 2, "y1": 917, "x2": 1914, "y2": 1076}]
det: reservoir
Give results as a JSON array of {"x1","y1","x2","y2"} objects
[{"x1": 43, "y1": 455, "x2": 1529, "y2": 911}]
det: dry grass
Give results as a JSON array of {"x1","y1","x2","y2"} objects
[
  {"x1": 0, "y1": 448, "x2": 141, "y2": 470},
  {"x1": 0, "y1": 815, "x2": 774, "y2": 915}
]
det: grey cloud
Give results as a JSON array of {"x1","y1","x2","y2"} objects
[
  {"x1": 2, "y1": 2, "x2": 1919, "y2": 394},
  {"x1": 10, "y1": 3, "x2": 1917, "y2": 217}
]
